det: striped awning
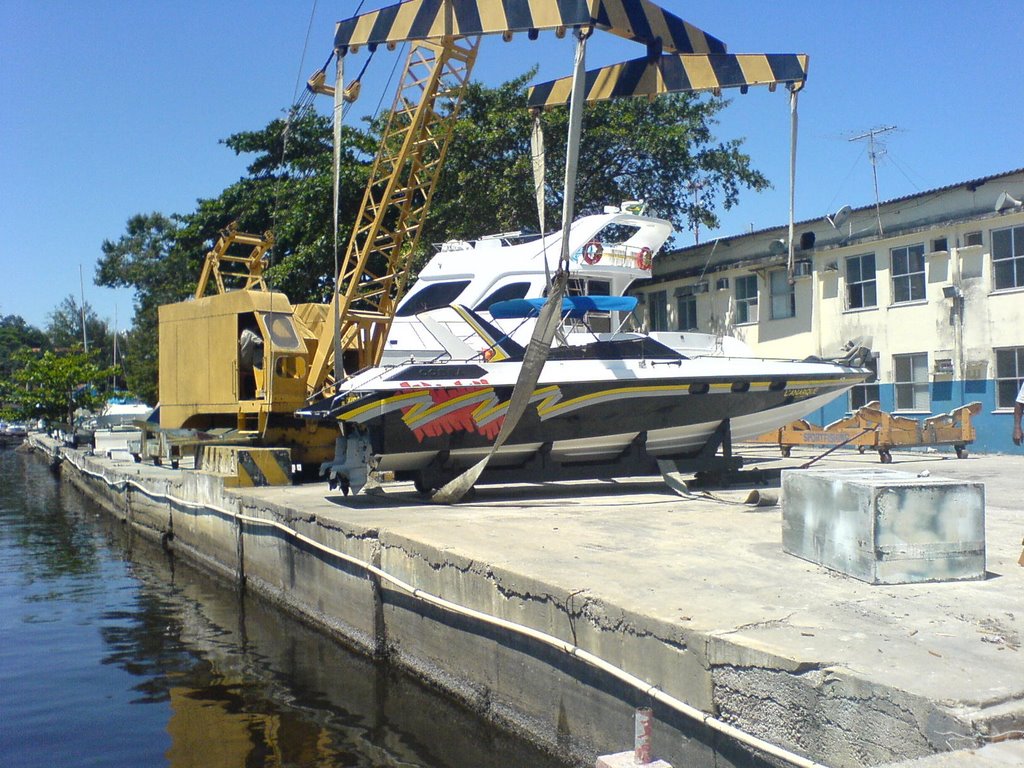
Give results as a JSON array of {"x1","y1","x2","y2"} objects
[
  {"x1": 334, "y1": 0, "x2": 727, "y2": 56},
  {"x1": 527, "y1": 53, "x2": 809, "y2": 108}
]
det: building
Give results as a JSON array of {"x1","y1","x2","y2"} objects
[{"x1": 635, "y1": 168, "x2": 1024, "y2": 453}]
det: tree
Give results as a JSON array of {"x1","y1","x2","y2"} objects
[
  {"x1": 213, "y1": 113, "x2": 373, "y2": 302},
  {"x1": 45, "y1": 295, "x2": 113, "y2": 364},
  {"x1": 7, "y1": 347, "x2": 115, "y2": 427},
  {"x1": 0, "y1": 314, "x2": 49, "y2": 379},
  {"x1": 95, "y1": 212, "x2": 188, "y2": 404},
  {"x1": 0, "y1": 315, "x2": 50, "y2": 419}
]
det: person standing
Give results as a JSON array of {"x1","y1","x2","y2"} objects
[{"x1": 1014, "y1": 381, "x2": 1024, "y2": 446}]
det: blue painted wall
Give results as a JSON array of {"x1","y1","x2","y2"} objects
[{"x1": 802, "y1": 380, "x2": 1018, "y2": 456}]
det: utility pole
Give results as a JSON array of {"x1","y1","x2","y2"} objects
[{"x1": 849, "y1": 125, "x2": 896, "y2": 236}]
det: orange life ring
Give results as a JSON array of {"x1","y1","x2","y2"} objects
[
  {"x1": 636, "y1": 246, "x2": 653, "y2": 270},
  {"x1": 582, "y1": 240, "x2": 603, "y2": 265}
]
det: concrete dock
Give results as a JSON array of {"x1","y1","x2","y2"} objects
[{"x1": 37, "y1": 435, "x2": 1024, "y2": 768}]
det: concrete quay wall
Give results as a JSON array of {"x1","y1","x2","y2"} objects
[{"x1": 39, "y1": 436, "x2": 1024, "y2": 768}]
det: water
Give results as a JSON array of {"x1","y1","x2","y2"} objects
[{"x1": 0, "y1": 448, "x2": 568, "y2": 768}]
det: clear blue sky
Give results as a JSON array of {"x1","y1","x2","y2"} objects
[{"x1": 3, "y1": 1, "x2": 1021, "y2": 330}]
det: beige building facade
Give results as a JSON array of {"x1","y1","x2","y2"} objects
[{"x1": 635, "y1": 168, "x2": 1024, "y2": 452}]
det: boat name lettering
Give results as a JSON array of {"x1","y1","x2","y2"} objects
[
  {"x1": 399, "y1": 379, "x2": 488, "y2": 388},
  {"x1": 784, "y1": 387, "x2": 819, "y2": 398}
]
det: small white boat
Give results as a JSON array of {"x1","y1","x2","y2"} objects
[
  {"x1": 381, "y1": 203, "x2": 750, "y2": 364},
  {"x1": 83, "y1": 396, "x2": 154, "y2": 457}
]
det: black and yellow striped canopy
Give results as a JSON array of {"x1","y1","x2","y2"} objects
[
  {"x1": 334, "y1": 0, "x2": 727, "y2": 56},
  {"x1": 527, "y1": 53, "x2": 809, "y2": 107}
]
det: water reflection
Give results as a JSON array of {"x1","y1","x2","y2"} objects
[{"x1": 1, "y1": 449, "x2": 566, "y2": 768}]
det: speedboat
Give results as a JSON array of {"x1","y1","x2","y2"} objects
[{"x1": 300, "y1": 302, "x2": 871, "y2": 495}]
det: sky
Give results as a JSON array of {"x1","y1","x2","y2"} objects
[{"x1": 2, "y1": 1, "x2": 1022, "y2": 331}]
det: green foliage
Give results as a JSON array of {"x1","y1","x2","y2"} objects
[
  {"x1": 96, "y1": 212, "x2": 186, "y2": 404},
  {"x1": 0, "y1": 314, "x2": 49, "y2": 379},
  {"x1": 0, "y1": 315, "x2": 50, "y2": 419},
  {"x1": 45, "y1": 294, "x2": 114, "y2": 366},
  {"x1": 426, "y1": 72, "x2": 769, "y2": 248},
  {"x1": 214, "y1": 113, "x2": 373, "y2": 302},
  {"x1": 7, "y1": 347, "x2": 116, "y2": 426}
]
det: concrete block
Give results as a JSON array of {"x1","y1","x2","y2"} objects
[
  {"x1": 93, "y1": 428, "x2": 141, "y2": 458},
  {"x1": 200, "y1": 445, "x2": 292, "y2": 486},
  {"x1": 782, "y1": 468, "x2": 985, "y2": 584},
  {"x1": 596, "y1": 752, "x2": 672, "y2": 768}
]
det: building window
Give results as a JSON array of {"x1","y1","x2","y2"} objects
[
  {"x1": 891, "y1": 244, "x2": 926, "y2": 303},
  {"x1": 995, "y1": 347, "x2": 1024, "y2": 408},
  {"x1": 931, "y1": 237, "x2": 948, "y2": 252},
  {"x1": 893, "y1": 353, "x2": 929, "y2": 411},
  {"x1": 964, "y1": 231, "x2": 983, "y2": 247},
  {"x1": 846, "y1": 253, "x2": 876, "y2": 309},
  {"x1": 769, "y1": 269, "x2": 795, "y2": 319},
  {"x1": 676, "y1": 295, "x2": 698, "y2": 331},
  {"x1": 735, "y1": 275, "x2": 758, "y2": 324},
  {"x1": 992, "y1": 224, "x2": 1024, "y2": 290},
  {"x1": 647, "y1": 290, "x2": 668, "y2": 331},
  {"x1": 850, "y1": 353, "x2": 880, "y2": 410}
]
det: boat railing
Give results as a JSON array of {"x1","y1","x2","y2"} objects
[
  {"x1": 433, "y1": 230, "x2": 544, "y2": 252},
  {"x1": 571, "y1": 241, "x2": 655, "y2": 271}
]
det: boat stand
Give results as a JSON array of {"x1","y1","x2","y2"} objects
[
  {"x1": 407, "y1": 419, "x2": 774, "y2": 495},
  {"x1": 657, "y1": 419, "x2": 780, "y2": 494}
]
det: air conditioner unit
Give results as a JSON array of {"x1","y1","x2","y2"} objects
[
  {"x1": 693, "y1": 281, "x2": 709, "y2": 294},
  {"x1": 933, "y1": 358, "x2": 954, "y2": 375},
  {"x1": 715, "y1": 277, "x2": 730, "y2": 291},
  {"x1": 793, "y1": 260, "x2": 813, "y2": 278}
]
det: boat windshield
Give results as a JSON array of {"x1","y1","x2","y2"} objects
[
  {"x1": 397, "y1": 280, "x2": 471, "y2": 316},
  {"x1": 543, "y1": 336, "x2": 687, "y2": 362},
  {"x1": 474, "y1": 281, "x2": 531, "y2": 312}
]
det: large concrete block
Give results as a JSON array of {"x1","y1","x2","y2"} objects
[
  {"x1": 200, "y1": 445, "x2": 292, "y2": 486},
  {"x1": 782, "y1": 468, "x2": 985, "y2": 584}
]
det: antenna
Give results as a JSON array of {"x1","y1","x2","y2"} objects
[
  {"x1": 849, "y1": 125, "x2": 896, "y2": 236},
  {"x1": 827, "y1": 204, "x2": 853, "y2": 230},
  {"x1": 687, "y1": 180, "x2": 704, "y2": 245},
  {"x1": 79, "y1": 264, "x2": 89, "y2": 354}
]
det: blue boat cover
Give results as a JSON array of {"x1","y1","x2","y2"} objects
[{"x1": 488, "y1": 295, "x2": 638, "y2": 319}]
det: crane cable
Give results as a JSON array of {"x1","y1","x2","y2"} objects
[{"x1": 786, "y1": 87, "x2": 798, "y2": 280}]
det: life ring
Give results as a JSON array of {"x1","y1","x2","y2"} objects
[
  {"x1": 582, "y1": 240, "x2": 603, "y2": 265},
  {"x1": 636, "y1": 246, "x2": 653, "y2": 270}
]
